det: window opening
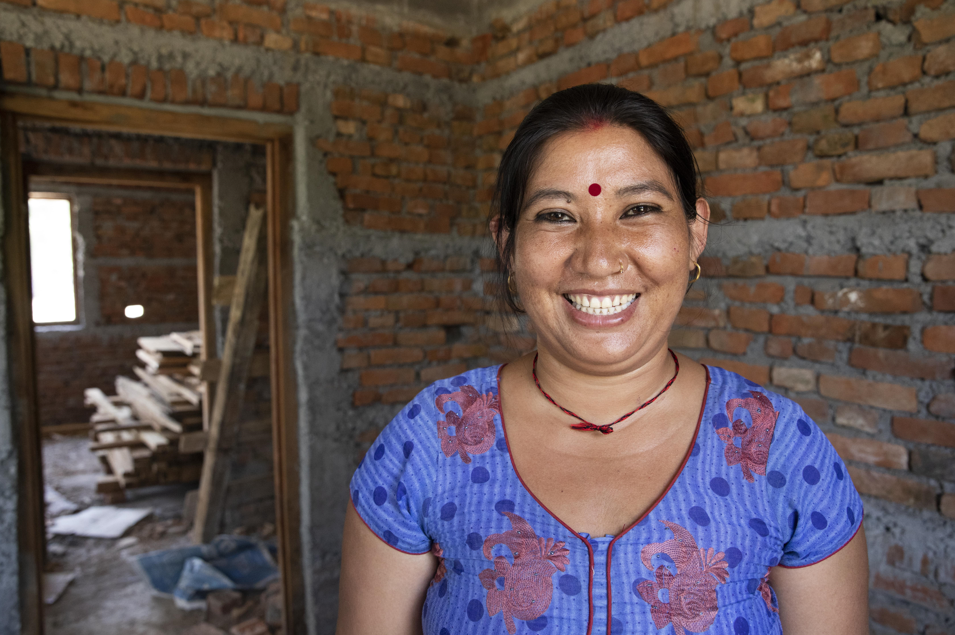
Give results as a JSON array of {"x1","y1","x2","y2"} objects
[{"x1": 28, "y1": 197, "x2": 78, "y2": 324}]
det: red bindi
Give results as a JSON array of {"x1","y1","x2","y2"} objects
[{"x1": 588, "y1": 183, "x2": 602, "y2": 196}]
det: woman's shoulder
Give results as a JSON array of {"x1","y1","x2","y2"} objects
[{"x1": 702, "y1": 362, "x2": 825, "y2": 445}]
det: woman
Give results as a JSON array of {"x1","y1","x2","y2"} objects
[{"x1": 337, "y1": 84, "x2": 869, "y2": 635}]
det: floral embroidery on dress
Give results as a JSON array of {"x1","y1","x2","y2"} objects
[
  {"x1": 636, "y1": 520, "x2": 729, "y2": 635},
  {"x1": 430, "y1": 542, "x2": 446, "y2": 587},
  {"x1": 435, "y1": 385, "x2": 499, "y2": 464},
  {"x1": 756, "y1": 568, "x2": 778, "y2": 613},
  {"x1": 716, "y1": 391, "x2": 778, "y2": 482},
  {"x1": 478, "y1": 511, "x2": 569, "y2": 634}
]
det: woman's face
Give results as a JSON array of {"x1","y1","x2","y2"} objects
[{"x1": 506, "y1": 124, "x2": 709, "y2": 373}]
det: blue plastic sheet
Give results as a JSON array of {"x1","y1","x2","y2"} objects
[{"x1": 136, "y1": 535, "x2": 278, "y2": 609}]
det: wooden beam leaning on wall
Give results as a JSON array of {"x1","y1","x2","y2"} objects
[{"x1": 193, "y1": 203, "x2": 268, "y2": 544}]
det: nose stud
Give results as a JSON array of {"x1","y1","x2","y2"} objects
[{"x1": 619, "y1": 260, "x2": 626, "y2": 274}]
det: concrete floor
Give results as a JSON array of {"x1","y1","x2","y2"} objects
[{"x1": 42, "y1": 434, "x2": 205, "y2": 635}]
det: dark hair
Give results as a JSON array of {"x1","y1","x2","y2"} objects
[{"x1": 491, "y1": 83, "x2": 701, "y2": 313}]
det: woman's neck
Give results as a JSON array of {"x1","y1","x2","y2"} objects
[{"x1": 529, "y1": 344, "x2": 677, "y2": 427}]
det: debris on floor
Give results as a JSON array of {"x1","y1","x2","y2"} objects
[
  {"x1": 45, "y1": 484, "x2": 79, "y2": 517},
  {"x1": 43, "y1": 572, "x2": 76, "y2": 605},
  {"x1": 49, "y1": 505, "x2": 153, "y2": 539}
]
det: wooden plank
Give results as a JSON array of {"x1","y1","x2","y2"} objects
[
  {"x1": 133, "y1": 367, "x2": 200, "y2": 407},
  {"x1": 2, "y1": 94, "x2": 292, "y2": 144},
  {"x1": 191, "y1": 353, "x2": 270, "y2": 381},
  {"x1": 140, "y1": 431, "x2": 172, "y2": 453},
  {"x1": 92, "y1": 422, "x2": 152, "y2": 434},
  {"x1": 136, "y1": 348, "x2": 190, "y2": 370},
  {"x1": 40, "y1": 422, "x2": 91, "y2": 437},
  {"x1": 84, "y1": 388, "x2": 135, "y2": 424},
  {"x1": 115, "y1": 377, "x2": 184, "y2": 434},
  {"x1": 24, "y1": 162, "x2": 205, "y2": 190},
  {"x1": 170, "y1": 331, "x2": 202, "y2": 357},
  {"x1": 137, "y1": 335, "x2": 189, "y2": 356},
  {"x1": 178, "y1": 431, "x2": 207, "y2": 454},
  {"x1": 194, "y1": 203, "x2": 268, "y2": 543},
  {"x1": 89, "y1": 438, "x2": 143, "y2": 452},
  {"x1": 213, "y1": 276, "x2": 236, "y2": 306}
]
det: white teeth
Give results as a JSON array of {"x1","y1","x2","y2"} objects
[{"x1": 565, "y1": 293, "x2": 637, "y2": 315}]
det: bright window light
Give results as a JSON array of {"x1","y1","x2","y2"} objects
[
  {"x1": 125, "y1": 304, "x2": 145, "y2": 319},
  {"x1": 29, "y1": 198, "x2": 77, "y2": 324}
]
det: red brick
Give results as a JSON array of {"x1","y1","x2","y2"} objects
[
  {"x1": 794, "y1": 285, "x2": 812, "y2": 305},
  {"x1": 757, "y1": 138, "x2": 806, "y2": 167},
  {"x1": 857, "y1": 254, "x2": 907, "y2": 280},
  {"x1": 396, "y1": 55, "x2": 449, "y2": 80},
  {"x1": 807, "y1": 254, "x2": 858, "y2": 276},
  {"x1": 813, "y1": 131, "x2": 855, "y2": 157},
  {"x1": 715, "y1": 17, "x2": 750, "y2": 42},
  {"x1": 765, "y1": 336, "x2": 794, "y2": 358},
  {"x1": 775, "y1": 16, "x2": 830, "y2": 52},
  {"x1": 834, "y1": 150, "x2": 935, "y2": 183},
  {"x1": 126, "y1": 5, "x2": 162, "y2": 28},
  {"x1": 703, "y1": 120, "x2": 735, "y2": 147},
  {"x1": 789, "y1": 161, "x2": 832, "y2": 190},
  {"x1": 772, "y1": 314, "x2": 853, "y2": 341},
  {"x1": 675, "y1": 307, "x2": 727, "y2": 328},
  {"x1": 815, "y1": 287, "x2": 921, "y2": 314},
  {"x1": 827, "y1": 432, "x2": 908, "y2": 469},
  {"x1": 699, "y1": 358, "x2": 769, "y2": 385},
  {"x1": 558, "y1": 63, "x2": 609, "y2": 90},
  {"x1": 645, "y1": 82, "x2": 707, "y2": 107},
  {"x1": 913, "y1": 12, "x2": 955, "y2": 43},
  {"x1": 730, "y1": 34, "x2": 773, "y2": 62},
  {"x1": 767, "y1": 252, "x2": 806, "y2": 275},
  {"x1": 838, "y1": 95, "x2": 905, "y2": 124},
  {"x1": 834, "y1": 404, "x2": 878, "y2": 433},
  {"x1": 609, "y1": 52, "x2": 639, "y2": 77},
  {"x1": 805, "y1": 189, "x2": 869, "y2": 215},
  {"x1": 831, "y1": 32, "x2": 880, "y2": 64},
  {"x1": 368, "y1": 347, "x2": 425, "y2": 366},
  {"x1": 799, "y1": 0, "x2": 851, "y2": 11},
  {"x1": 934, "y1": 285, "x2": 955, "y2": 311},
  {"x1": 819, "y1": 374, "x2": 917, "y2": 412},
  {"x1": 919, "y1": 111, "x2": 955, "y2": 142},
  {"x1": 790, "y1": 69, "x2": 859, "y2": 105},
  {"x1": 218, "y1": 2, "x2": 281, "y2": 30},
  {"x1": 728, "y1": 306, "x2": 770, "y2": 332},
  {"x1": 30, "y1": 49, "x2": 56, "y2": 87},
  {"x1": 104, "y1": 60, "x2": 126, "y2": 96},
  {"x1": 906, "y1": 80, "x2": 955, "y2": 114},
  {"x1": 870, "y1": 608, "x2": 916, "y2": 635},
  {"x1": 162, "y1": 13, "x2": 197, "y2": 33},
  {"x1": 148, "y1": 69, "x2": 166, "y2": 102},
  {"x1": 923, "y1": 254, "x2": 955, "y2": 281},
  {"x1": 638, "y1": 32, "x2": 698, "y2": 68},
  {"x1": 707, "y1": 70, "x2": 739, "y2": 97},
  {"x1": 57, "y1": 52, "x2": 81, "y2": 91},
  {"x1": 668, "y1": 328, "x2": 707, "y2": 349},
  {"x1": 200, "y1": 18, "x2": 234, "y2": 40},
  {"x1": 892, "y1": 417, "x2": 955, "y2": 448},
  {"x1": 311, "y1": 39, "x2": 362, "y2": 61},
  {"x1": 719, "y1": 148, "x2": 758, "y2": 170},
  {"x1": 850, "y1": 346, "x2": 951, "y2": 381},
  {"x1": 869, "y1": 55, "x2": 922, "y2": 91},
  {"x1": 769, "y1": 195, "x2": 804, "y2": 218},
  {"x1": 168, "y1": 69, "x2": 188, "y2": 104},
  {"x1": 707, "y1": 330, "x2": 753, "y2": 354},
  {"x1": 729, "y1": 198, "x2": 765, "y2": 220},
  {"x1": 923, "y1": 325, "x2": 955, "y2": 353},
  {"x1": 704, "y1": 171, "x2": 782, "y2": 196},
  {"x1": 336, "y1": 332, "x2": 394, "y2": 348},
  {"x1": 753, "y1": 0, "x2": 796, "y2": 29},
  {"x1": 178, "y1": 0, "x2": 213, "y2": 18},
  {"x1": 127, "y1": 64, "x2": 147, "y2": 98},
  {"x1": 723, "y1": 282, "x2": 786, "y2": 304},
  {"x1": 872, "y1": 186, "x2": 918, "y2": 212},
  {"x1": 686, "y1": 51, "x2": 720, "y2": 76},
  {"x1": 929, "y1": 393, "x2": 955, "y2": 418},
  {"x1": 857, "y1": 119, "x2": 913, "y2": 151},
  {"x1": 0, "y1": 42, "x2": 28, "y2": 83},
  {"x1": 925, "y1": 40, "x2": 955, "y2": 76},
  {"x1": 851, "y1": 468, "x2": 937, "y2": 510},
  {"x1": 918, "y1": 188, "x2": 955, "y2": 213},
  {"x1": 420, "y1": 363, "x2": 467, "y2": 384},
  {"x1": 290, "y1": 16, "x2": 333, "y2": 37},
  {"x1": 726, "y1": 255, "x2": 766, "y2": 277},
  {"x1": 746, "y1": 117, "x2": 788, "y2": 139},
  {"x1": 791, "y1": 104, "x2": 837, "y2": 133},
  {"x1": 360, "y1": 368, "x2": 416, "y2": 387},
  {"x1": 37, "y1": 0, "x2": 120, "y2": 20}
]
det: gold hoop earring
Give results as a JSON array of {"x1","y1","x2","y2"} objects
[
  {"x1": 690, "y1": 262, "x2": 702, "y2": 284},
  {"x1": 507, "y1": 272, "x2": 516, "y2": 295}
]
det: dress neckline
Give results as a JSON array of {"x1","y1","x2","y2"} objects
[{"x1": 495, "y1": 361, "x2": 711, "y2": 542}]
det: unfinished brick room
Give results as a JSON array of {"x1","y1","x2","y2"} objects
[{"x1": 0, "y1": 0, "x2": 952, "y2": 633}]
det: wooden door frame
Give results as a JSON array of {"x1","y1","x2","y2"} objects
[{"x1": 1, "y1": 94, "x2": 304, "y2": 635}]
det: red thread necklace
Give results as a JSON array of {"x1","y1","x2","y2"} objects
[{"x1": 532, "y1": 349, "x2": 680, "y2": 434}]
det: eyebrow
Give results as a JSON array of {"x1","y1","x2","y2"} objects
[
  {"x1": 522, "y1": 188, "x2": 575, "y2": 210},
  {"x1": 616, "y1": 180, "x2": 675, "y2": 201}
]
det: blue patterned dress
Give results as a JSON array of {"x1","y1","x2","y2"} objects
[{"x1": 349, "y1": 364, "x2": 864, "y2": 635}]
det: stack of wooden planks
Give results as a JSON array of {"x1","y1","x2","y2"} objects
[{"x1": 85, "y1": 332, "x2": 206, "y2": 501}]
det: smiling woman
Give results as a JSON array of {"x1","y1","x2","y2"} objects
[{"x1": 336, "y1": 84, "x2": 869, "y2": 635}]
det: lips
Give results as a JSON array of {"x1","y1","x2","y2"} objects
[{"x1": 564, "y1": 293, "x2": 638, "y2": 315}]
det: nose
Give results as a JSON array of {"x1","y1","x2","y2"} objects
[{"x1": 570, "y1": 219, "x2": 626, "y2": 279}]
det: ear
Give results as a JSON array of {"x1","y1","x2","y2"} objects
[
  {"x1": 489, "y1": 215, "x2": 509, "y2": 260},
  {"x1": 689, "y1": 198, "x2": 710, "y2": 265}
]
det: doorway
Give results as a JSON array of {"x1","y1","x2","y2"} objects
[{"x1": 1, "y1": 96, "x2": 302, "y2": 635}]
